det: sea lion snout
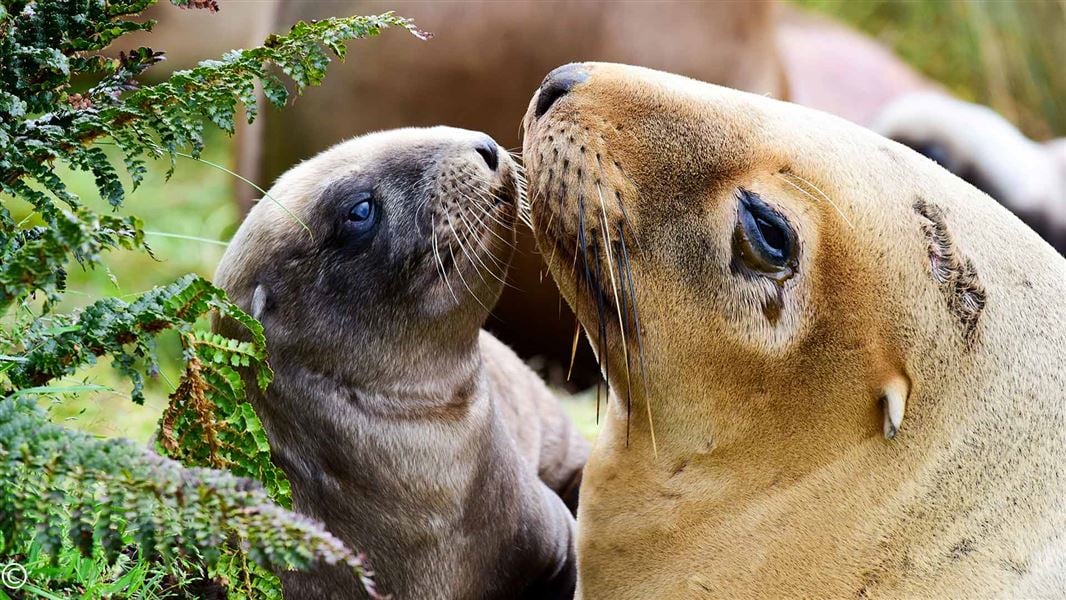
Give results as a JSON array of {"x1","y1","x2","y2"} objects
[
  {"x1": 473, "y1": 134, "x2": 501, "y2": 171},
  {"x1": 534, "y1": 63, "x2": 589, "y2": 118}
]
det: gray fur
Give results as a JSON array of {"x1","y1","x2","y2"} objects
[{"x1": 215, "y1": 127, "x2": 582, "y2": 599}]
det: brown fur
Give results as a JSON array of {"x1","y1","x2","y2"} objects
[
  {"x1": 214, "y1": 127, "x2": 587, "y2": 598},
  {"x1": 522, "y1": 63, "x2": 1066, "y2": 598}
]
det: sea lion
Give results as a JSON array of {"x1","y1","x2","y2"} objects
[
  {"x1": 214, "y1": 127, "x2": 587, "y2": 599},
  {"x1": 522, "y1": 63, "x2": 1066, "y2": 598}
]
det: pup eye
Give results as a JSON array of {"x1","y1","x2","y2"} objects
[
  {"x1": 349, "y1": 200, "x2": 372, "y2": 222},
  {"x1": 733, "y1": 190, "x2": 796, "y2": 277},
  {"x1": 348, "y1": 193, "x2": 374, "y2": 222}
]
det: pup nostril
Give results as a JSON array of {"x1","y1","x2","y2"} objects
[
  {"x1": 535, "y1": 63, "x2": 588, "y2": 118},
  {"x1": 475, "y1": 137, "x2": 499, "y2": 171}
]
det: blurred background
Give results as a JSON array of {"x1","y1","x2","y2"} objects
[{"x1": 46, "y1": 0, "x2": 1066, "y2": 443}]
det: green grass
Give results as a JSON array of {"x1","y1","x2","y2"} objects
[{"x1": 799, "y1": 0, "x2": 1066, "y2": 138}]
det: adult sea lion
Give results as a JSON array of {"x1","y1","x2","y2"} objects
[
  {"x1": 522, "y1": 63, "x2": 1066, "y2": 598},
  {"x1": 214, "y1": 127, "x2": 587, "y2": 598}
]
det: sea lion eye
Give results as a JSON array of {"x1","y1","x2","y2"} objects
[
  {"x1": 348, "y1": 194, "x2": 374, "y2": 222},
  {"x1": 733, "y1": 190, "x2": 796, "y2": 277},
  {"x1": 349, "y1": 200, "x2": 372, "y2": 222},
  {"x1": 344, "y1": 190, "x2": 378, "y2": 235}
]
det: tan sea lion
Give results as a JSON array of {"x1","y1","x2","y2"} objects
[
  {"x1": 214, "y1": 127, "x2": 588, "y2": 598},
  {"x1": 522, "y1": 63, "x2": 1066, "y2": 598}
]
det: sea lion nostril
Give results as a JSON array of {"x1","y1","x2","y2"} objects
[
  {"x1": 474, "y1": 137, "x2": 499, "y2": 171},
  {"x1": 535, "y1": 63, "x2": 588, "y2": 118}
]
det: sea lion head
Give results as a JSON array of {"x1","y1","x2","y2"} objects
[
  {"x1": 216, "y1": 127, "x2": 520, "y2": 390},
  {"x1": 521, "y1": 63, "x2": 1062, "y2": 458}
]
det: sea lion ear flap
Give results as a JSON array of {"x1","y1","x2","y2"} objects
[
  {"x1": 880, "y1": 375, "x2": 910, "y2": 440},
  {"x1": 251, "y1": 283, "x2": 269, "y2": 321}
]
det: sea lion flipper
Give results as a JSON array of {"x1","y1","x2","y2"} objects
[{"x1": 881, "y1": 376, "x2": 909, "y2": 440}]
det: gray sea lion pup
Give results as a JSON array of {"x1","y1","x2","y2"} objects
[{"x1": 214, "y1": 127, "x2": 587, "y2": 599}]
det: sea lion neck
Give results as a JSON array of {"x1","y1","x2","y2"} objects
[
  {"x1": 358, "y1": 329, "x2": 485, "y2": 413},
  {"x1": 285, "y1": 321, "x2": 486, "y2": 416},
  {"x1": 602, "y1": 375, "x2": 878, "y2": 482}
]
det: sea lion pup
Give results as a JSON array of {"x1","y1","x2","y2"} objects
[
  {"x1": 214, "y1": 127, "x2": 587, "y2": 599},
  {"x1": 522, "y1": 63, "x2": 1066, "y2": 598}
]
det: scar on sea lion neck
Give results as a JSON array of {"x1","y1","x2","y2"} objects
[{"x1": 913, "y1": 198, "x2": 986, "y2": 346}]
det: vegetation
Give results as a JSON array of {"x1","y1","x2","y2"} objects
[
  {"x1": 799, "y1": 0, "x2": 1066, "y2": 139},
  {"x1": 0, "y1": 1, "x2": 425, "y2": 596}
]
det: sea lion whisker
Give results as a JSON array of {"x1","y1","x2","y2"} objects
[
  {"x1": 475, "y1": 217, "x2": 519, "y2": 256},
  {"x1": 595, "y1": 380, "x2": 602, "y2": 424},
  {"x1": 416, "y1": 190, "x2": 436, "y2": 228},
  {"x1": 615, "y1": 242, "x2": 634, "y2": 444},
  {"x1": 570, "y1": 230, "x2": 581, "y2": 277},
  {"x1": 775, "y1": 171, "x2": 854, "y2": 230},
  {"x1": 464, "y1": 169, "x2": 524, "y2": 210},
  {"x1": 445, "y1": 234, "x2": 492, "y2": 313},
  {"x1": 466, "y1": 188, "x2": 520, "y2": 233},
  {"x1": 517, "y1": 189, "x2": 538, "y2": 231},
  {"x1": 554, "y1": 180, "x2": 567, "y2": 250},
  {"x1": 472, "y1": 201, "x2": 519, "y2": 236},
  {"x1": 577, "y1": 196, "x2": 604, "y2": 418},
  {"x1": 544, "y1": 192, "x2": 565, "y2": 271},
  {"x1": 444, "y1": 207, "x2": 488, "y2": 282},
  {"x1": 460, "y1": 205, "x2": 517, "y2": 283},
  {"x1": 517, "y1": 208, "x2": 535, "y2": 232},
  {"x1": 443, "y1": 208, "x2": 493, "y2": 293},
  {"x1": 454, "y1": 206, "x2": 514, "y2": 288},
  {"x1": 526, "y1": 187, "x2": 543, "y2": 224},
  {"x1": 457, "y1": 216, "x2": 508, "y2": 280},
  {"x1": 545, "y1": 201, "x2": 557, "y2": 233},
  {"x1": 431, "y1": 216, "x2": 461, "y2": 304},
  {"x1": 461, "y1": 194, "x2": 518, "y2": 250},
  {"x1": 609, "y1": 224, "x2": 635, "y2": 445},
  {"x1": 618, "y1": 201, "x2": 643, "y2": 252},
  {"x1": 597, "y1": 184, "x2": 633, "y2": 423},
  {"x1": 618, "y1": 230, "x2": 657, "y2": 457},
  {"x1": 514, "y1": 189, "x2": 535, "y2": 231},
  {"x1": 590, "y1": 240, "x2": 611, "y2": 407},
  {"x1": 567, "y1": 320, "x2": 583, "y2": 382}
]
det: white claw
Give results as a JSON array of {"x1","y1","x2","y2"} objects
[{"x1": 882, "y1": 376, "x2": 909, "y2": 440}]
